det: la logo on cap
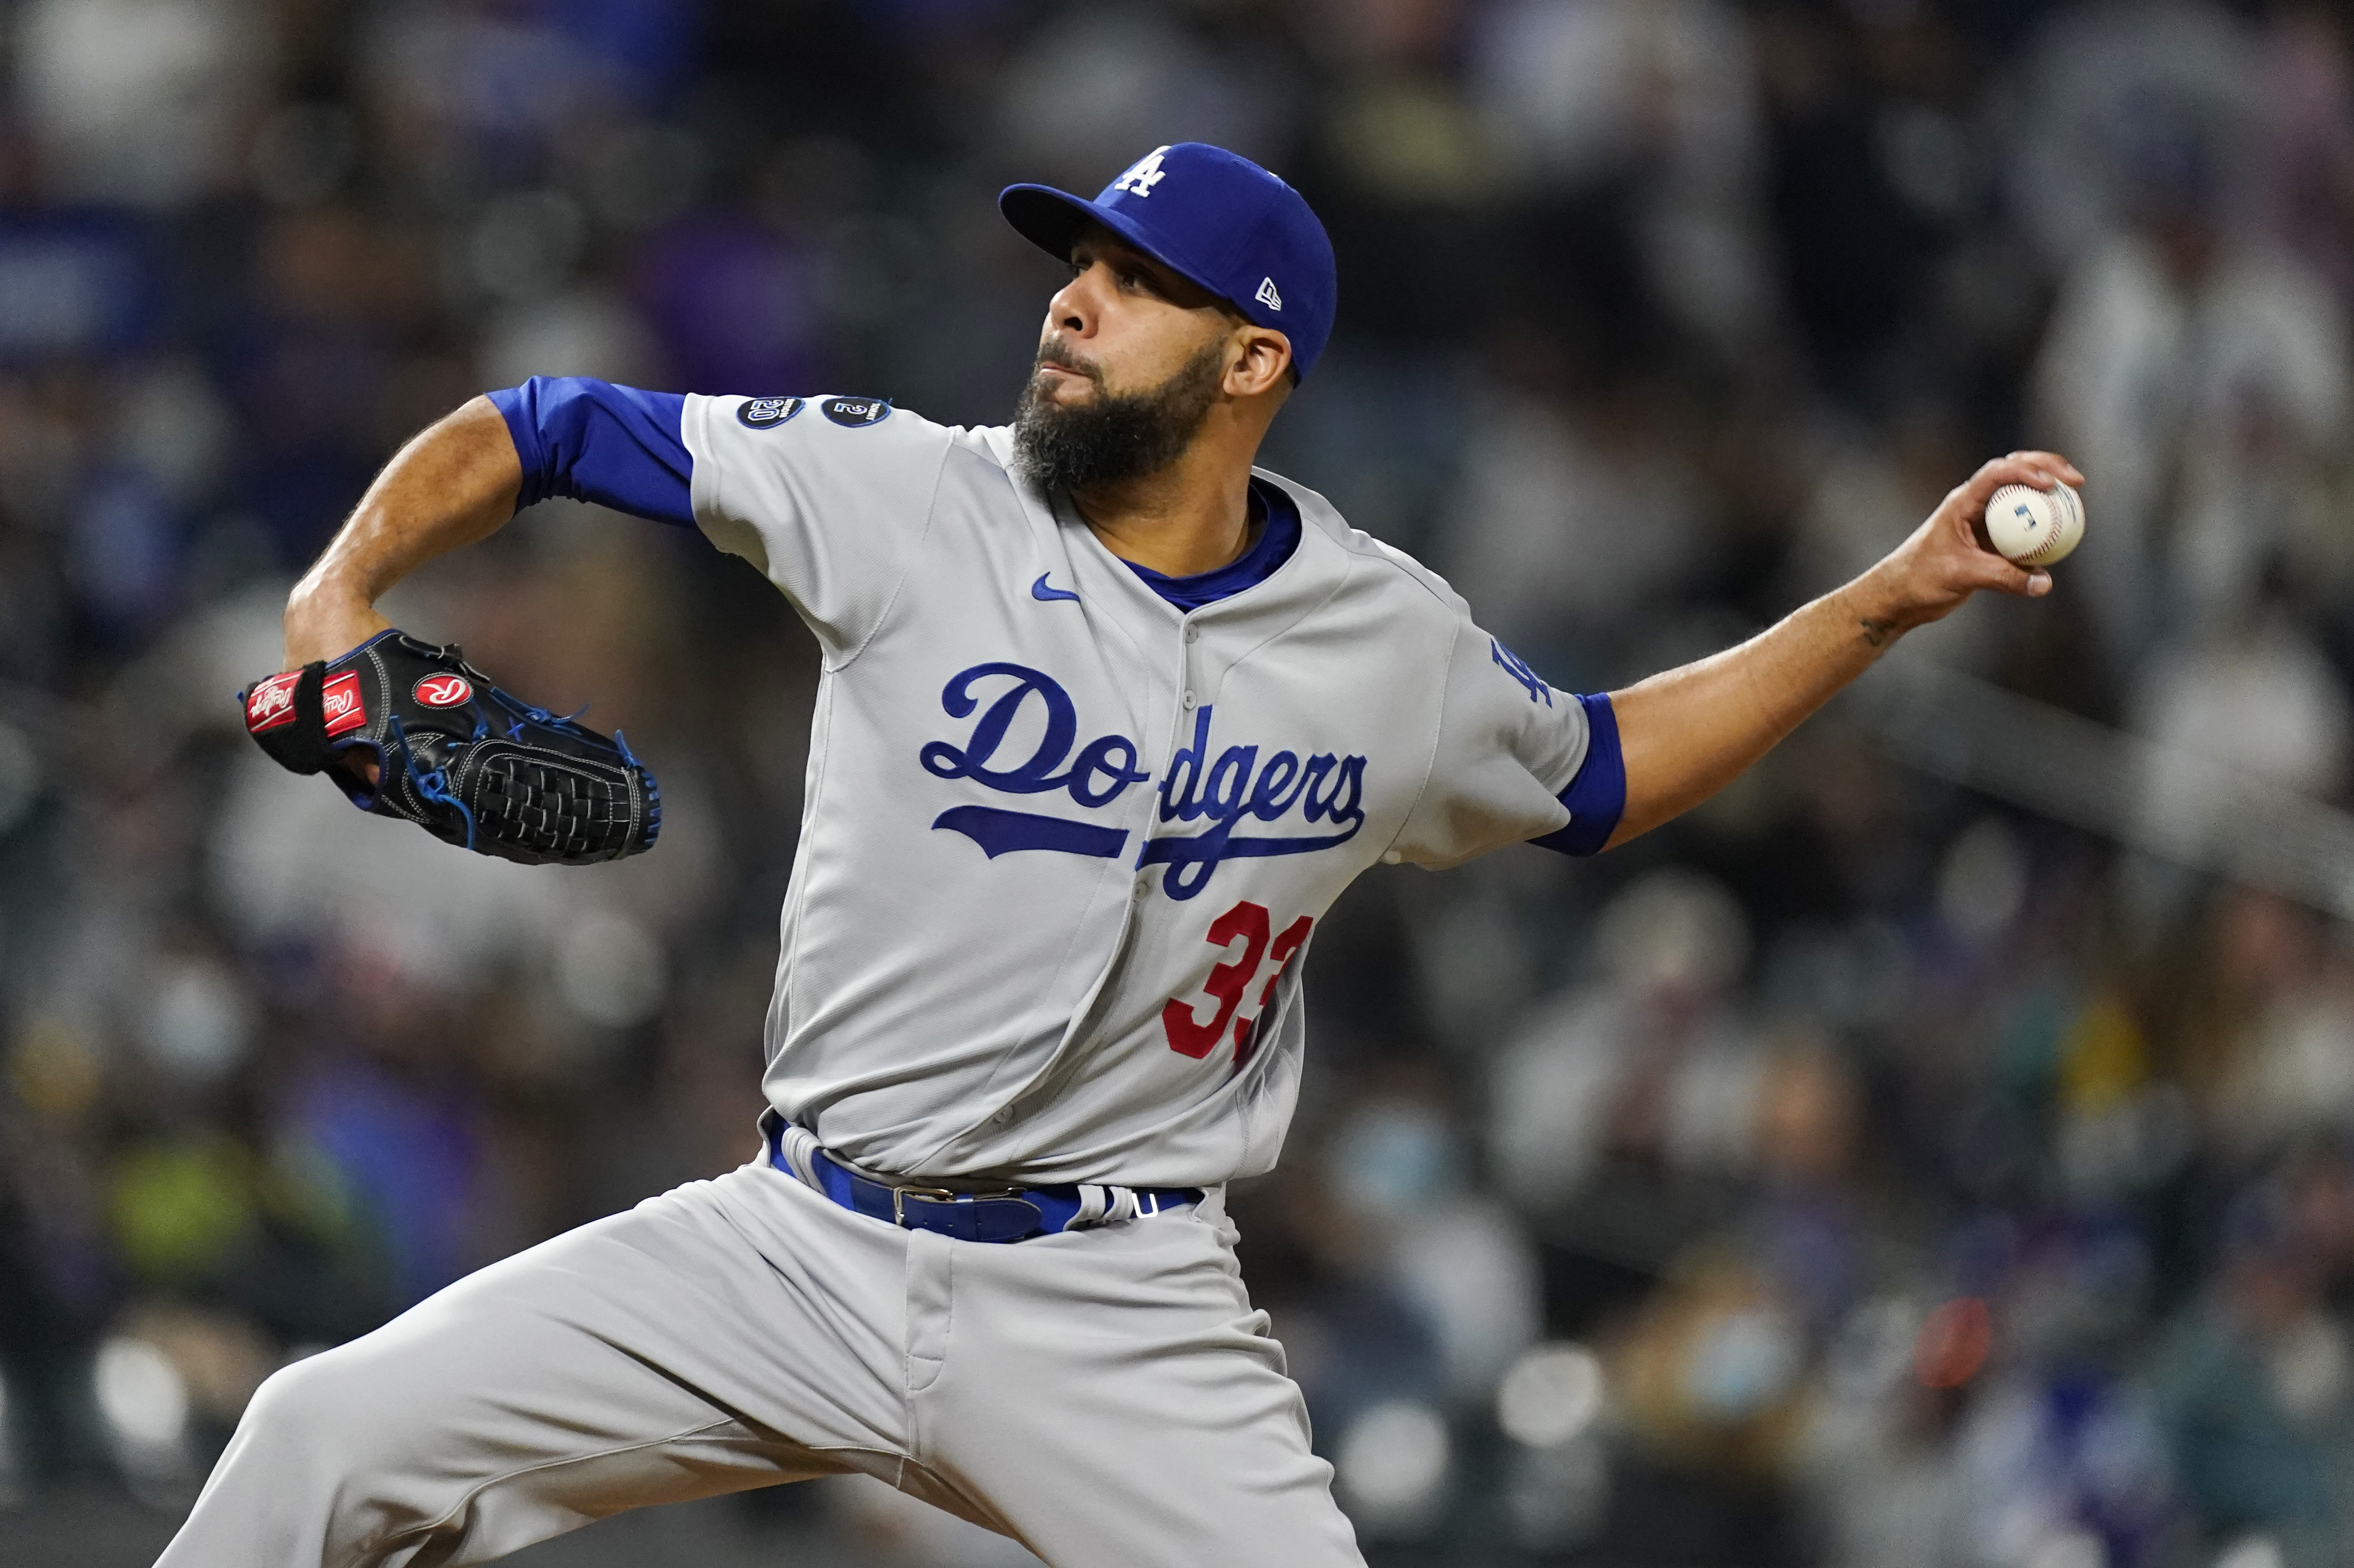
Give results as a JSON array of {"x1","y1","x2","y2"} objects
[{"x1": 1112, "y1": 146, "x2": 1170, "y2": 198}]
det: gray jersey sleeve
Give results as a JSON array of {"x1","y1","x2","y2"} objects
[
  {"x1": 680, "y1": 395, "x2": 954, "y2": 661},
  {"x1": 1388, "y1": 602, "x2": 1593, "y2": 869}
]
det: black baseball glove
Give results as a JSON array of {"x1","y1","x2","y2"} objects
[{"x1": 239, "y1": 631, "x2": 661, "y2": 866}]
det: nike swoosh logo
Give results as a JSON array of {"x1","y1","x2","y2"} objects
[{"x1": 1030, "y1": 573, "x2": 1080, "y2": 603}]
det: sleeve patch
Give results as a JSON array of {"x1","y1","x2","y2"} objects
[
  {"x1": 821, "y1": 396, "x2": 891, "y2": 427},
  {"x1": 737, "y1": 397, "x2": 804, "y2": 429}
]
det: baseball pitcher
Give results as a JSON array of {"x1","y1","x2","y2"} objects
[{"x1": 158, "y1": 143, "x2": 2075, "y2": 1567}]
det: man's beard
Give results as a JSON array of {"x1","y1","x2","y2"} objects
[{"x1": 1011, "y1": 338, "x2": 1225, "y2": 494}]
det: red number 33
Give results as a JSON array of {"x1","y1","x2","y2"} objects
[{"x1": 1162, "y1": 899, "x2": 1313, "y2": 1064}]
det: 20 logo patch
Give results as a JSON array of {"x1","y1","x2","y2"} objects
[{"x1": 737, "y1": 397, "x2": 803, "y2": 429}]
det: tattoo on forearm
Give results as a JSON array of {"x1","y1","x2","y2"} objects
[{"x1": 1859, "y1": 617, "x2": 1896, "y2": 647}]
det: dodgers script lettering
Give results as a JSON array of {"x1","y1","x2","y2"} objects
[{"x1": 921, "y1": 661, "x2": 1369, "y2": 898}]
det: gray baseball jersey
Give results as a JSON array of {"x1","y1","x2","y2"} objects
[
  {"x1": 156, "y1": 381, "x2": 1624, "y2": 1568},
  {"x1": 681, "y1": 392, "x2": 1603, "y2": 1189}
]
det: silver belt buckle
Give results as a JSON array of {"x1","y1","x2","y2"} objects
[{"x1": 891, "y1": 1184, "x2": 959, "y2": 1227}]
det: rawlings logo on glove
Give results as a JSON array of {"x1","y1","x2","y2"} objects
[
  {"x1": 414, "y1": 673, "x2": 473, "y2": 708},
  {"x1": 238, "y1": 631, "x2": 661, "y2": 866},
  {"x1": 245, "y1": 672, "x2": 301, "y2": 732}
]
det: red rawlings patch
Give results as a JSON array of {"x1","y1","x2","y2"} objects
[
  {"x1": 320, "y1": 671, "x2": 366, "y2": 737},
  {"x1": 244, "y1": 671, "x2": 301, "y2": 734},
  {"x1": 413, "y1": 673, "x2": 473, "y2": 709}
]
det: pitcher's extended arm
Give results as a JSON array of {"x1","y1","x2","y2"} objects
[{"x1": 1604, "y1": 450, "x2": 2082, "y2": 849}]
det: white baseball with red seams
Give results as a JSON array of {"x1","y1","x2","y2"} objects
[{"x1": 1984, "y1": 480, "x2": 2084, "y2": 566}]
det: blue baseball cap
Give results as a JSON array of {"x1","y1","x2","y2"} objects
[{"x1": 1000, "y1": 143, "x2": 1337, "y2": 381}]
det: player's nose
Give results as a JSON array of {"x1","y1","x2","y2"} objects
[{"x1": 1046, "y1": 265, "x2": 1103, "y2": 338}]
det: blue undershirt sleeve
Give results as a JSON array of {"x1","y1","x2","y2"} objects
[
  {"x1": 488, "y1": 376, "x2": 693, "y2": 527},
  {"x1": 1528, "y1": 692, "x2": 1625, "y2": 857}
]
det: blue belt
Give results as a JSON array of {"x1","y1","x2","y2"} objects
[{"x1": 765, "y1": 1122, "x2": 1201, "y2": 1244}]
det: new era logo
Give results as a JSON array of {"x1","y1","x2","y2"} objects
[
  {"x1": 1112, "y1": 146, "x2": 1171, "y2": 198},
  {"x1": 1255, "y1": 276, "x2": 1282, "y2": 312}
]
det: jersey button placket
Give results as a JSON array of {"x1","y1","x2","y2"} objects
[
  {"x1": 1164, "y1": 625, "x2": 1200, "y2": 896},
  {"x1": 1176, "y1": 617, "x2": 1199, "y2": 714}
]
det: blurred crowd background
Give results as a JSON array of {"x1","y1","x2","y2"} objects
[{"x1": 4, "y1": 0, "x2": 2354, "y2": 1564}]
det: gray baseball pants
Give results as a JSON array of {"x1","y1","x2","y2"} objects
[{"x1": 151, "y1": 1148, "x2": 1363, "y2": 1568}]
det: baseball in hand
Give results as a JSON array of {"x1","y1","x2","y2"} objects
[{"x1": 1983, "y1": 481, "x2": 2084, "y2": 566}]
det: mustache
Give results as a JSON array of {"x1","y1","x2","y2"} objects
[{"x1": 1032, "y1": 339, "x2": 1106, "y2": 388}]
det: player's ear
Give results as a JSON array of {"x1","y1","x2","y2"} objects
[{"x1": 1225, "y1": 325, "x2": 1293, "y2": 400}]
